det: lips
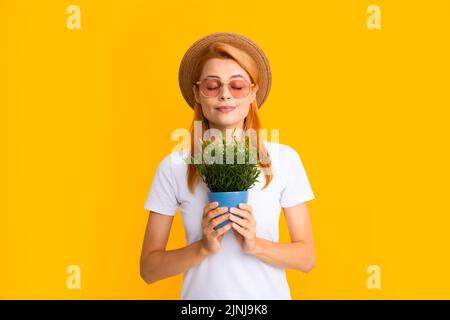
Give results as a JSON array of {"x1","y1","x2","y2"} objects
[{"x1": 216, "y1": 106, "x2": 236, "y2": 113}]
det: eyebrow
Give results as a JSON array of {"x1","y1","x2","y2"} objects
[{"x1": 205, "y1": 74, "x2": 246, "y2": 80}]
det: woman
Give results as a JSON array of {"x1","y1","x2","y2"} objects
[{"x1": 140, "y1": 32, "x2": 316, "y2": 300}]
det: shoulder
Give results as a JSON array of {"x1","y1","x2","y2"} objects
[
  {"x1": 262, "y1": 140, "x2": 300, "y2": 160},
  {"x1": 262, "y1": 140, "x2": 305, "y2": 177},
  {"x1": 155, "y1": 148, "x2": 189, "y2": 175}
]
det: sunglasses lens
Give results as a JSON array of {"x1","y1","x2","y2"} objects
[
  {"x1": 229, "y1": 79, "x2": 250, "y2": 98},
  {"x1": 199, "y1": 79, "x2": 251, "y2": 98},
  {"x1": 200, "y1": 79, "x2": 221, "y2": 97}
]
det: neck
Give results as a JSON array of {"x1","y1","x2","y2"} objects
[{"x1": 208, "y1": 122, "x2": 245, "y2": 143}]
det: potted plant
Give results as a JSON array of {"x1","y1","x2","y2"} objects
[{"x1": 184, "y1": 131, "x2": 261, "y2": 230}]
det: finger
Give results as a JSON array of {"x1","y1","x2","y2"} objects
[
  {"x1": 204, "y1": 217, "x2": 225, "y2": 237},
  {"x1": 210, "y1": 213, "x2": 231, "y2": 230},
  {"x1": 203, "y1": 207, "x2": 228, "y2": 228},
  {"x1": 204, "y1": 209, "x2": 227, "y2": 233},
  {"x1": 203, "y1": 201, "x2": 219, "y2": 216},
  {"x1": 207, "y1": 206, "x2": 229, "y2": 220},
  {"x1": 229, "y1": 214, "x2": 252, "y2": 230},
  {"x1": 215, "y1": 223, "x2": 232, "y2": 238},
  {"x1": 232, "y1": 229, "x2": 243, "y2": 242},
  {"x1": 231, "y1": 222, "x2": 250, "y2": 238},
  {"x1": 204, "y1": 225, "x2": 215, "y2": 237},
  {"x1": 238, "y1": 203, "x2": 253, "y2": 213},
  {"x1": 229, "y1": 207, "x2": 253, "y2": 222}
]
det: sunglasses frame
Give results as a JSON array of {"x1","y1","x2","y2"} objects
[{"x1": 194, "y1": 78, "x2": 255, "y2": 99}]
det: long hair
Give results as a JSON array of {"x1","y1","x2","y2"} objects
[{"x1": 187, "y1": 42, "x2": 273, "y2": 194}]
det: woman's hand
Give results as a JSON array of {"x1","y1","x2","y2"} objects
[
  {"x1": 229, "y1": 203, "x2": 258, "y2": 255},
  {"x1": 200, "y1": 201, "x2": 232, "y2": 256}
]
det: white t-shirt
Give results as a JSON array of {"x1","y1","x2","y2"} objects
[{"x1": 144, "y1": 140, "x2": 315, "y2": 300}]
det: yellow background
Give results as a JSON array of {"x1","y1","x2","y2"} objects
[{"x1": 1, "y1": 0, "x2": 449, "y2": 299}]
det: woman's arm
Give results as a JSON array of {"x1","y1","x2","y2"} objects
[
  {"x1": 250, "y1": 202, "x2": 316, "y2": 272},
  {"x1": 140, "y1": 211, "x2": 211, "y2": 284},
  {"x1": 230, "y1": 202, "x2": 316, "y2": 272}
]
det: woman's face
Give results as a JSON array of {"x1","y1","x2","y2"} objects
[{"x1": 193, "y1": 58, "x2": 258, "y2": 132}]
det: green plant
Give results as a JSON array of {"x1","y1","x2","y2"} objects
[{"x1": 183, "y1": 131, "x2": 262, "y2": 192}]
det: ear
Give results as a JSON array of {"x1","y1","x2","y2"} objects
[
  {"x1": 193, "y1": 85, "x2": 200, "y2": 104},
  {"x1": 251, "y1": 83, "x2": 259, "y2": 103}
]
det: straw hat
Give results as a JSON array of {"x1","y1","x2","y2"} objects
[{"x1": 178, "y1": 32, "x2": 272, "y2": 109}]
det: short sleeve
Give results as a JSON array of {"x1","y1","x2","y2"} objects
[
  {"x1": 144, "y1": 155, "x2": 180, "y2": 216},
  {"x1": 280, "y1": 146, "x2": 315, "y2": 208}
]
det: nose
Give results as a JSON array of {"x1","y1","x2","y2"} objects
[{"x1": 218, "y1": 84, "x2": 232, "y2": 100}]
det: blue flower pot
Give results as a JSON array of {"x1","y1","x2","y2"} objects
[{"x1": 208, "y1": 191, "x2": 249, "y2": 231}]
